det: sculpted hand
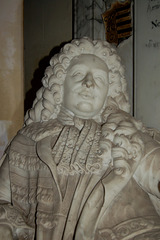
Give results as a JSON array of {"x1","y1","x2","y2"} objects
[
  {"x1": 101, "y1": 110, "x2": 146, "y2": 178},
  {"x1": 0, "y1": 204, "x2": 34, "y2": 240},
  {"x1": 0, "y1": 225, "x2": 13, "y2": 240}
]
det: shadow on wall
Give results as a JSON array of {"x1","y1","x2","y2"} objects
[{"x1": 24, "y1": 41, "x2": 70, "y2": 114}]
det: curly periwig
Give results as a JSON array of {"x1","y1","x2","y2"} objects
[{"x1": 25, "y1": 37, "x2": 130, "y2": 125}]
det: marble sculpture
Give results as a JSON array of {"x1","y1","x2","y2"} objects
[{"x1": 0, "y1": 38, "x2": 160, "y2": 240}]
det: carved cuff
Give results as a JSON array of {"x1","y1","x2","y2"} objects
[{"x1": 0, "y1": 204, "x2": 34, "y2": 240}]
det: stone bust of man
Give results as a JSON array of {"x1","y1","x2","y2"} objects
[{"x1": 0, "y1": 38, "x2": 160, "y2": 240}]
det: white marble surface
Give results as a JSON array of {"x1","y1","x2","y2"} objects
[{"x1": 0, "y1": 38, "x2": 160, "y2": 240}]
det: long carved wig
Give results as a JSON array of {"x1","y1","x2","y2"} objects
[{"x1": 25, "y1": 37, "x2": 130, "y2": 125}]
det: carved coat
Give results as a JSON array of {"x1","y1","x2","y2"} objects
[{"x1": 0, "y1": 113, "x2": 160, "y2": 240}]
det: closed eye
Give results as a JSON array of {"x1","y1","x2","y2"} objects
[
  {"x1": 73, "y1": 71, "x2": 83, "y2": 76},
  {"x1": 94, "y1": 76, "x2": 105, "y2": 85},
  {"x1": 72, "y1": 71, "x2": 84, "y2": 80}
]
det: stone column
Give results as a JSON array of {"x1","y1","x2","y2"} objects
[
  {"x1": 0, "y1": 0, "x2": 24, "y2": 157},
  {"x1": 74, "y1": 0, "x2": 106, "y2": 40}
]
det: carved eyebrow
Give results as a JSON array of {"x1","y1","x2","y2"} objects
[
  {"x1": 69, "y1": 65, "x2": 108, "y2": 75},
  {"x1": 93, "y1": 69, "x2": 108, "y2": 76},
  {"x1": 69, "y1": 64, "x2": 87, "y2": 73}
]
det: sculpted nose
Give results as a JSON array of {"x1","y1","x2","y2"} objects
[{"x1": 82, "y1": 73, "x2": 94, "y2": 88}]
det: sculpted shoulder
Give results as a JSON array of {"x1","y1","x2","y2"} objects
[{"x1": 19, "y1": 118, "x2": 63, "y2": 142}]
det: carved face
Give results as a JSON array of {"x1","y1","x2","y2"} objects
[{"x1": 62, "y1": 54, "x2": 109, "y2": 119}]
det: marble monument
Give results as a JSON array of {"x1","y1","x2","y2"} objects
[{"x1": 0, "y1": 38, "x2": 160, "y2": 240}]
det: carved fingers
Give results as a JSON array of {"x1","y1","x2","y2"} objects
[
  {"x1": 113, "y1": 132, "x2": 144, "y2": 177},
  {"x1": 101, "y1": 111, "x2": 145, "y2": 178},
  {"x1": 0, "y1": 204, "x2": 34, "y2": 240}
]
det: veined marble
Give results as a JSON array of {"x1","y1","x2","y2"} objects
[{"x1": 74, "y1": 0, "x2": 107, "y2": 39}]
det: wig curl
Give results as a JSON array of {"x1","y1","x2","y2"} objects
[{"x1": 25, "y1": 37, "x2": 130, "y2": 125}]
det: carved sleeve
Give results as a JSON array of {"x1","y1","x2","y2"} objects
[
  {"x1": 134, "y1": 140, "x2": 160, "y2": 199},
  {"x1": 0, "y1": 146, "x2": 35, "y2": 239},
  {"x1": 0, "y1": 153, "x2": 11, "y2": 203}
]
